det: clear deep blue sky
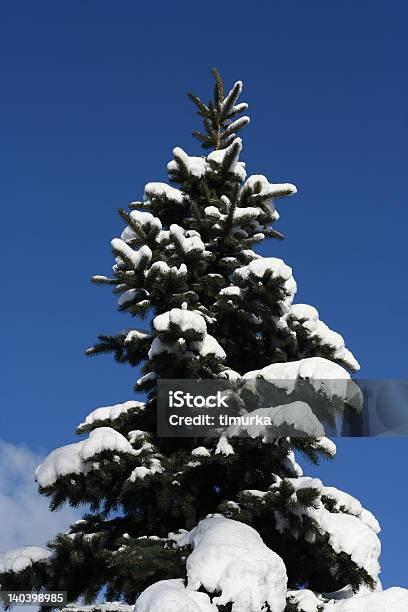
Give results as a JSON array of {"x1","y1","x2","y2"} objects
[{"x1": 1, "y1": 0, "x2": 407, "y2": 589}]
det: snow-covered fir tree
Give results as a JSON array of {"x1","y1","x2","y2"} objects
[{"x1": 1, "y1": 69, "x2": 407, "y2": 612}]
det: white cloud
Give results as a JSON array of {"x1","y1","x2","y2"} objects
[{"x1": 0, "y1": 439, "x2": 79, "y2": 553}]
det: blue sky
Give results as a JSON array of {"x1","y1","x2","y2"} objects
[{"x1": 0, "y1": 0, "x2": 407, "y2": 590}]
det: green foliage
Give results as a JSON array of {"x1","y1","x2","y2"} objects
[{"x1": 188, "y1": 68, "x2": 249, "y2": 149}]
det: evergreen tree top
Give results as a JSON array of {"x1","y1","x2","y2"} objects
[{"x1": 188, "y1": 68, "x2": 250, "y2": 150}]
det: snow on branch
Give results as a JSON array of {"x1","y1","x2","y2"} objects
[
  {"x1": 285, "y1": 585, "x2": 408, "y2": 612},
  {"x1": 144, "y1": 182, "x2": 184, "y2": 205},
  {"x1": 168, "y1": 147, "x2": 208, "y2": 179},
  {"x1": 128, "y1": 457, "x2": 164, "y2": 481},
  {"x1": 243, "y1": 356, "x2": 362, "y2": 410},
  {"x1": 177, "y1": 515, "x2": 287, "y2": 611},
  {"x1": 35, "y1": 427, "x2": 137, "y2": 488},
  {"x1": 241, "y1": 175, "x2": 297, "y2": 222},
  {"x1": 77, "y1": 400, "x2": 146, "y2": 432},
  {"x1": 287, "y1": 589, "x2": 322, "y2": 612},
  {"x1": 268, "y1": 477, "x2": 381, "y2": 581},
  {"x1": 150, "y1": 308, "x2": 226, "y2": 361},
  {"x1": 284, "y1": 303, "x2": 360, "y2": 372},
  {"x1": 0, "y1": 546, "x2": 51, "y2": 574},
  {"x1": 135, "y1": 578, "x2": 215, "y2": 612},
  {"x1": 111, "y1": 239, "x2": 152, "y2": 272},
  {"x1": 313, "y1": 436, "x2": 337, "y2": 457},
  {"x1": 321, "y1": 487, "x2": 380, "y2": 534},
  {"x1": 167, "y1": 139, "x2": 246, "y2": 182},
  {"x1": 121, "y1": 210, "x2": 162, "y2": 242},
  {"x1": 322, "y1": 587, "x2": 408, "y2": 611},
  {"x1": 234, "y1": 257, "x2": 297, "y2": 309},
  {"x1": 225, "y1": 401, "x2": 325, "y2": 441},
  {"x1": 207, "y1": 137, "x2": 246, "y2": 179},
  {"x1": 169, "y1": 224, "x2": 206, "y2": 256},
  {"x1": 153, "y1": 308, "x2": 207, "y2": 337}
]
